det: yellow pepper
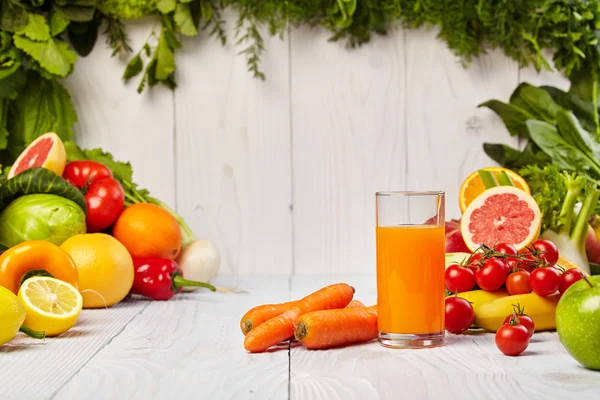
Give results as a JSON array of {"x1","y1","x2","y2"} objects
[{"x1": 0, "y1": 240, "x2": 78, "y2": 294}]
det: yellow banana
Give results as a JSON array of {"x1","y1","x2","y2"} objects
[
  {"x1": 474, "y1": 292, "x2": 560, "y2": 332},
  {"x1": 450, "y1": 288, "x2": 509, "y2": 312}
]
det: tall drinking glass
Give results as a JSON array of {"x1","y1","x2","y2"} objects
[{"x1": 376, "y1": 191, "x2": 446, "y2": 349}]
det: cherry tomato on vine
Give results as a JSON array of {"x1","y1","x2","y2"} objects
[
  {"x1": 558, "y1": 269, "x2": 585, "y2": 294},
  {"x1": 531, "y1": 239, "x2": 559, "y2": 266},
  {"x1": 505, "y1": 270, "x2": 531, "y2": 295},
  {"x1": 503, "y1": 305, "x2": 535, "y2": 337},
  {"x1": 475, "y1": 258, "x2": 507, "y2": 291},
  {"x1": 530, "y1": 267, "x2": 561, "y2": 296},
  {"x1": 445, "y1": 296, "x2": 474, "y2": 334},
  {"x1": 445, "y1": 265, "x2": 476, "y2": 293},
  {"x1": 466, "y1": 253, "x2": 483, "y2": 274},
  {"x1": 63, "y1": 160, "x2": 125, "y2": 232},
  {"x1": 495, "y1": 243, "x2": 518, "y2": 256},
  {"x1": 496, "y1": 321, "x2": 530, "y2": 356}
]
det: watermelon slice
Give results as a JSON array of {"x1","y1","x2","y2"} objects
[
  {"x1": 7, "y1": 132, "x2": 66, "y2": 179},
  {"x1": 460, "y1": 186, "x2": 542, "y2": 252}
]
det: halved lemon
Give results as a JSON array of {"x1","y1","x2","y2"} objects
[
  {"x1": 17, "y1": 276, "x2": 83, "y2": 337},
  {"x1": 459, "y1": 167, "x2": 530, "y2": 213}
]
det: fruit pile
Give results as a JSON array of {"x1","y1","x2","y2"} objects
[{"x1": 0, "y1": 133, "x2": 221, "y2": 348}]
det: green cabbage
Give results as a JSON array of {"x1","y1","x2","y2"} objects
[{"x1": 0, "y1": 194, "x2": 86, "y2": 248}]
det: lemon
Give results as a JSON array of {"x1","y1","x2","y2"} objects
[
  {"x1": 0, "y1": 286, "x2": 27, "y2": 346},
  {"x1": 18, "y1": 276, "x2": 83, "y2": 337}
]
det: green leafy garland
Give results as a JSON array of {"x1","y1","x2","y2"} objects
[{"x1": 1, "y1": 0, "x2": 600, "y2": 167}]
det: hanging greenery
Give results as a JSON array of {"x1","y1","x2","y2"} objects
[{"x1": 0, "y1": 0, "x2": 599, "y2": 166}]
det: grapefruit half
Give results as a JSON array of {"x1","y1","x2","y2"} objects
[
  {"x1": 460, "y1": 186, "x2": 541, "y2": 252},
  {"x1": 7, "y1": 132, "x2": 66, "y2": 179}
]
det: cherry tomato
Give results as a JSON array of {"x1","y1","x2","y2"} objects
[
  {"x1": 466, "y1": 253, "x2": 483, "y2": 275},
  {"x1": 445, "y1": 296, "x2": 474, "y2": 334},
  {"x1": 445, "y1": 265, "x2": 476, "y2": 293},
  {"x1": 63, "y1": 161, "x2": 125, "y2": 232},
  {"x1": 505, "y1": 270, "x2": 531, "y2": 295},
  {"x1": 558, "y1": 269, "x2": 585, "y2": 294},
  {"x1": 531, "y1": 239, "x2": 559, "y2": 266},
  {"x1": 495, "y1": 322, "x2": 530, "y2": 356},
  {"x1": 530, "y1": 267, "x2": 561, "y2": 296},
  {"x1": 495, "y1": 243, "x2": 518, "y2": 256},
  {"x1": 503, "y1": 309, "x2": 535, "y2": 337},
  {"x1": 475, "y1": 258, "x2": 507, "y2": 291}
]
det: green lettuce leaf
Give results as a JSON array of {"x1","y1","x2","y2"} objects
[
  {"x1": 13, "y1": 36, "x2": 76, "y2": 78},
  {"x1": 15, "y1": 14, "x2": 51, "y2": 42}
]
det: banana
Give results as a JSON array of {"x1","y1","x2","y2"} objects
[
  {"x1": 474, "y1": 292, "x2": 560, "y2": 332},
  {"x1": 450, "y1": 288, "x2": 509, "y2": 310}
]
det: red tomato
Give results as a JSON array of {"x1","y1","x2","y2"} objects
[
  {"x1": 63, "y1": 161, "x2": 125, "y2": 232},
  {"x1": 495, "y1": 243, "x2": 518, "y2": 256},
  {"x1": 466, "y1": 252, "x2": 483, "y2": 275},
  {"x1": 530, "y1": 267, "x2": 561, "y2": 296},
  {"x1": 495, "y1": 323, "x2": 530, "y2": 356},
  {"x1": 503, "y1": 313, "x2": 535, "y2": 337},
  {"x1": 445, "y1": 265, "x2": 476, "y2": 293},
  {"x1": 445, "y1": 297, "x2": 474, "y2": 334},
  {"x1": 505, "y1": 270, "x2": 531, "y2": 295},
  {"x1": 475, "y1": 258, "x2": 507, "y2": 291},
  {"x1": 531, "y1": 239, "x2": 559, "y2": 266},
  {"x1": 558, "y1": 269, "x2": 585, "y2": 294}
]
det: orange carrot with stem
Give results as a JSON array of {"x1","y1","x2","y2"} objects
[
  {"x1": 243, "y1": 283, "x2": 355, "y2": 353},
  {"x1": 240, "y1": 299, "x2": 365, "y2": 336},
  {"x1": 294, "y1": 305, "x2": 378, "y2": 350}
]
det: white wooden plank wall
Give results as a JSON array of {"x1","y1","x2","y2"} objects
[{"x1": 64, "y1": 19, "x2": 567, "y2": 275}]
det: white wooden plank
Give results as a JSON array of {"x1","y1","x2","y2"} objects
[
  {"x1": 403, "y1": 28, "x2": 520, "y2": 221},
  {"x1": 53, "y1": 276, "x2": 291, "y2": 400},
  {"x1": 289, "y1": 277, "x2": 600, "y2": 400},
  {"x1": 290, "y1": 28, "x2": 408, "y2": 275},
  {"x1": 64, "y1": 19, "x2": 176, "y2": 208},
  {"x1": 0, "y1": 301, "x2": 148, "y2": 400},
  {"x1": 173, "y1": 14, "x2": 292, "y2": 275}
]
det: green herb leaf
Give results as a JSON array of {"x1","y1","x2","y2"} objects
[
  {"x1": 122, "y1": 53, "x2": 143, "y2": 81},
  {"x1": 15, "y1": 14, "x2": 51, "y2": 42},
  {"x1": 155, "y1": 29, "x2": 175, "y2": 80},
  {"x1": 13, "y1": 36, "x2": 76, "y2": 78},
  {"x1": 175, "y1": 3, "x2": 198, "y2": 36},
  {"x1": 7, "y1": 72, "x2": 77, "y2": 161},
  {"x1": 0, "y1": 167, "x2": 87, "y2": 213},
  {"x1": 478, "y1": 100, "x2": 536, "y2": 138},
  {"x1": 157, "y1": 0, "x2": 177, "y2": 14},
  {"x1": 55, "y1": 6, "x2": 96, "y2": 22},
  {"x1": 510, "y1": 83, "x2": 562, "y2": 124},
  {"x1": 0, "y1": 66, "x2": 26, "y2": 100},
  {"x1": 50, "y1": 12, "x2": 71, "y2": 36},
  {"x1": 0, "y1": 99, "x2": 9, "y2": 150},
  {"x1": 0, "y1": 2, "x2": 28, "y2": 32}
]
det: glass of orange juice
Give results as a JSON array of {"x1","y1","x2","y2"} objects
[{"x1": 376, "y1": 191, "x2": 445, "y2": 349}]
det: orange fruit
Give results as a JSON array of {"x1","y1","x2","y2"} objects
[
  {"x1": 112, "y1": 203, "x2": 182, "y2": 260},
  {"x1": 459, "y1": 167, "x2": 530, "y2": 213},
  {"x1": 60, "y1": 233, "x2": 134, "y2": 309},
  {"x1": 8, "y1": 132, "x2": 66, "y2": 178}
]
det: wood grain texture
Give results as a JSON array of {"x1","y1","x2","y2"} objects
[
  {"x1": 287, "y1": 276, "x2": 600, "y2": 400},
  {"x1": 290, "y1": 28, "x2": 407, "y2": 275},
  {"x1": 173, "y1": 14, "x2": 292, "y2": 275},
  {"x1": 53, "y1": 276, "x2": 291, "y2": 400},
  {"x1": 0, "y1": 301, "x2": 148, "y2": 400},
  {"x1": 403, "y1": 28, "x2": 520, "y2": 221},
  {"x1": 64, "y1": 19, "x2": 176, "y2": 208}
]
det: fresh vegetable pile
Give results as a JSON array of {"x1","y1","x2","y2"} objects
[{"x1": 0, "y1": 132, "x2": 223, "y2": 347}]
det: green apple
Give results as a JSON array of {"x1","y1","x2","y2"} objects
[{"x1": 556, "y1": 275, "x2": 600, "y2": 371}]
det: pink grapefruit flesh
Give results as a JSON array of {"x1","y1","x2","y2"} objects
[
  {"x1": 8, "y1": 132, "x2": 66, "y2": 179},
  {"x1": 460, "y1": 186, "x2": 541, "y2": 252}
]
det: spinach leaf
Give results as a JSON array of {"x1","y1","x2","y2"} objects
[
  {"x1": 478, "y1": 100, "x2": 536, "y2": 138},
  {"x1": 483, "y1": 142, "x2": 550, "y2": 170},
  {"x1": 0, "y1": 167, "x2": 86, "y2": 213},
  {"x1": 509, "y1": 83, "x2": 562, "y2": 124},
  {"x1": 555, "y1": 110, "x2": 600, "y2": 170},
  {"x1": 541, "y1": 85, "x2": 597, "y2": 133},
  {"x1": 526, "y1": 120, "x2": 600, "y2": 177}
]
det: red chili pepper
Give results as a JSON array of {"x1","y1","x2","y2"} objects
[{"x1": 131, "y1": 257, "x2": 216, "y2": 300}]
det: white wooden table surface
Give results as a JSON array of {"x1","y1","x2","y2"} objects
[{"x1": 1, "y1": 275, "x2": 599, "y2": 400}]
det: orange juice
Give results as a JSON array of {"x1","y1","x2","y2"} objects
[{"x1": 376, "y1": 225, "x2": 445, "y2": 335}]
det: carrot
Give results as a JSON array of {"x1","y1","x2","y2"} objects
[
  {"x1": 240, "y1": 298, "x2": 364, "y2": 336},
  {"x1": 240, "y1": 300, "x2": 299, "y2": 335},
  {"x1": 243, "y1": 283, "x2": 355, "y2": 353},
  {"x1": 294, "y1": 305, "x2": 378, "y2": 350}
]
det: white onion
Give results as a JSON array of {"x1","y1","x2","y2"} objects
[{"x1": 176, "y1": 239, "x2": 221, "y2": 291}]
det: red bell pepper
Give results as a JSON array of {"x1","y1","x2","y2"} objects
[{"x1": 131, "y1": 257, "x2": 216, "y2": 300}]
